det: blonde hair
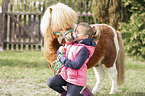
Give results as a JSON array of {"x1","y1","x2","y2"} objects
[
  {"x1": 51, "y1": 3, "x2": 78, "y2": 31},
  {"x1": 77, "y1": 22, "x2": 93, "y2": 38},
  {"x1": 40, "y1": 3, "x2": 78, "y2": 36}
]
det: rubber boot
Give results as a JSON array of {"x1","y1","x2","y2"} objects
[
  {"x1": 81, "y1": 86, "x2": 94, "y2": 96},
  {"x1": 59, "y1": 91, "x2": 66, "y2": 96}
]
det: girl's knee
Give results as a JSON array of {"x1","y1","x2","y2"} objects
[{"x1": 47, "y1": 78, "x2": 54, "y2": 88}]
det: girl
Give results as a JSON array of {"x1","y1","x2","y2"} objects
[{"x1": 47, "y1": 22, "x2": 96, "y2": 96}]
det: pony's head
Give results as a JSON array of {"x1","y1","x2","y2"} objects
[
  {"x1": 53, "y1": 24, "x2": 77, "y2": 44},
  {"x1": 40, "y1": 3, "x2": 78, "y2": 44}
]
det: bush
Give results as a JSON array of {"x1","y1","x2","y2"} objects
[
  {"x1": 119, "y1": 0, "x2": 145, "y2": 59},
  {"x1": 119, "y1": 12, "x2": 145, "y2": 58}
]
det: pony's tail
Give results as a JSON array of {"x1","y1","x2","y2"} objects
[{"x1": 116, "y1": 31, "x2": 125, "y2": 85}]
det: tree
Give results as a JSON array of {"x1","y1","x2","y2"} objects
[{"x1": 91, "y1": 0, "x2": 127, "y2": 30}]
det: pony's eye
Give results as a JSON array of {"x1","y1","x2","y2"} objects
[
  {"x1": 55, "y1": 34, "x2": 60, "y2": 37},
  {"x1": 76, "y1": 30, "x2": 79, "y2": 34}
]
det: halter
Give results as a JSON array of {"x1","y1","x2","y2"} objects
[
  {"x1": 51, "y1": 52, "x2": 64, "y2": 75},
  {"x1": 53, "y1": 29, "x2": 74, "y2": 44}
]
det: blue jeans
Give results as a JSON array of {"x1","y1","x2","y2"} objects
[{"x1": 47, "y1": 75, "x2": 84, "y2": 96}]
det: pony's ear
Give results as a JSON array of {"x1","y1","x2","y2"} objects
[
  {"x1": 91, "y1": 25, "x2": 100, "y2": 39},
  {"x1": 92, "y1": 26, "x2": 96, "y2": 33},
  {"x1": 50, "y1": 8, "x2": 52, "y2": 14}
]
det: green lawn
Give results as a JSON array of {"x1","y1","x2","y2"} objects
[{"x1": 0, "y1": 51, "x2": 145, "y2": 96}]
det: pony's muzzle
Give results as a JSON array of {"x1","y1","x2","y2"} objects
[{"x1": 65, "y1": 31, "x2": 76, "y2": 43}]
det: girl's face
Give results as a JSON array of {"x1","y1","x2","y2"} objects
[{"x1": 75, "y1": 26, "x2": 88, "y2": 41}]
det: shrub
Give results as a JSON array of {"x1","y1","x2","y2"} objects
[
  {"x1": 119, "y1": 12, "x2": 145, "y2": 58},
  {"x1": 119, "y1": 0, "x2": 145, "y2": 58}
]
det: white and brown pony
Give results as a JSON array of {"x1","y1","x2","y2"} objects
[{"x1": 40, "y1": 3, "x2": 125, "y2": 94}]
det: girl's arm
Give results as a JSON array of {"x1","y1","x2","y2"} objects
[{"x1": 59, "y1": 47, "x2": 89, "y2": 70}]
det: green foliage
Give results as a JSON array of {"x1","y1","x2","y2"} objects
[
  {"x1": 123, "y1": 0, "x2": 145, "y2": 14},
  {"x1": 0, "y1": 0, "x2": 2, "y2": 6},
  {"x1": 119, "y1": 0, "x2": 145, "y2": 58}
]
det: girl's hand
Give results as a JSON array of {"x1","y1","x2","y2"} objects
[{"x1": 59, "y1": 46, "x2": 65, "y2": 53}]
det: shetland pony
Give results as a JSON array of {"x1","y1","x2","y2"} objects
[{"x1": 40, "y1": 3, "x2": 125, "y2": 94}]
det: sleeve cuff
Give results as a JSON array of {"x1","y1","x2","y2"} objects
[{"x1": 59, "y1": 56, "x2": 66, "y2": 63}]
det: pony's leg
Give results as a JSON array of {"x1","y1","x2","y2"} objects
[
  {"x1": 107, "y1": 62, "x2": 118, "y2": 94},
  {"x1": 92, "y1": 65, "x2": 105, "y2": 94}
]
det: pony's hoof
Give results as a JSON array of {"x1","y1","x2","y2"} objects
[
  {"x1": 109, "y1": 91, "x2": 117, "y2": 94},
  {"x1": 92, "y1": 90, "x2": 100, "y2": 95}
]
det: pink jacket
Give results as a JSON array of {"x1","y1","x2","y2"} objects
[{"x1": 59, "y1": 43, "x2": 95, "y2": 86}]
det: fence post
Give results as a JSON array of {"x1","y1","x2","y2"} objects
[
  {"x1": 2, "y1": 0, "x2": 10, "y2": 12},
  {"x1": 0, "y1": 0, "x2": 10, "y2": 51},
  {"x1": 0, "y1": 12, "x2": 3, "y2": 51}
]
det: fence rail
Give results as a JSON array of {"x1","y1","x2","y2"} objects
[{"x1": 0, "y1": 0, "x2": 94, "y2": 51}]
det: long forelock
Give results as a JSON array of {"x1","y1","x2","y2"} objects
[{"x1": 51, "y1": 3, "x2": 78, "y2": 32}]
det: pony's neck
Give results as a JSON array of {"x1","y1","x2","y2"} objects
[
  {"x1": 44, "y1": 25, "x2": 60, "y2": 56},
  {"x1": 45, "y1": 25, "x2": 54, "y2": 39}
]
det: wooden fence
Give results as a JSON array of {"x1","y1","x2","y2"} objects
[
  {"x1": 0, "y1": 13, "x2": 3, "y2": 51},
  {"x1": 0, "y1": 0, "x2": 94, "y2": 51}
]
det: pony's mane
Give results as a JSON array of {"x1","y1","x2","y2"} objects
[{"x1": 40, "y1": 3, "x2": 78, "y2": 36}]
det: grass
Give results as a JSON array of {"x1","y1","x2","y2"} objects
[{"x1": 0, "y1": 51, "x2": 145, "y2": 96}]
